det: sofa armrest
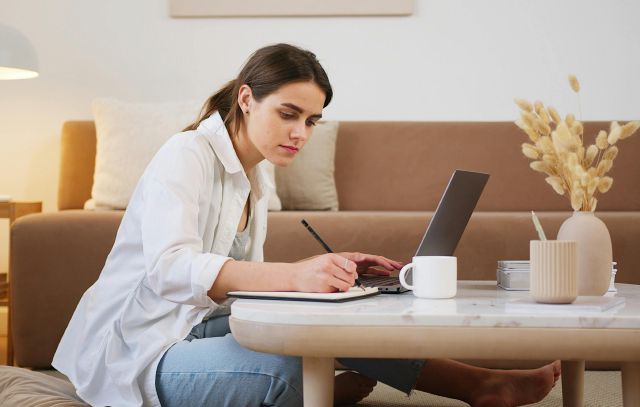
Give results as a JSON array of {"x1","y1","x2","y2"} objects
[{"x1": 10, "y1": 210, "x2": 123, "y2": 368}]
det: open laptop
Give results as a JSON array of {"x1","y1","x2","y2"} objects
[{"x1": 358, "y1": 169, "x2": 490, "y2": 293}]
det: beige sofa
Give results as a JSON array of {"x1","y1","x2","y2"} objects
[{"x1": 11, "y1": 120, "x2": 640, "y2": 369}]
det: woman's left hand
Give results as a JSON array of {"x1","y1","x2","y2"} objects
[{"x1": 336, "y1": 252, "x2": 404, "y2": 276}]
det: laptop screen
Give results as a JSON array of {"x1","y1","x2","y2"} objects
[{"x1": 415, "y1": 170, "x2": 489, "y2": 257}]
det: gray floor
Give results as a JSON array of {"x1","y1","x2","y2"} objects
[{"x1": 360, "y1": 371, "x2": 621, "y2": 406}]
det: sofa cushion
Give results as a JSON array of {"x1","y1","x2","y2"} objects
[
  {"x1": 0, "y1": 366, "x2": 87, "y2": 406},
  {"x1": 275, "y1": 121, "x2": 339, "y2": 210}
]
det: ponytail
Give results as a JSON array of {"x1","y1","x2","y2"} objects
[{"x1": 183, "y1": 79, "x2": 243, "y2": 135}]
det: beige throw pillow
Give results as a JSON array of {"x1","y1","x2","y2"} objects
[
  {"x1": 87, "y1": 99, "x2": 282, "y2": 211},
  {"x1": 275, "y1": 121, "x2": 339, "y2": 210}
]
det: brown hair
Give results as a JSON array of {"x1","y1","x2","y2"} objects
[{"x1": 183, "y1": 43, "x2": 333, "y2": 135}]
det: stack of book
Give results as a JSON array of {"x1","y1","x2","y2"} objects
[{"x1": 497, "y1": 260, "x2": 617, "y2": 292}]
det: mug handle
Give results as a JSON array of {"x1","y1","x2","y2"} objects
[{"x1": 398, "y1": 263, "x2": 414, "y2": 290}]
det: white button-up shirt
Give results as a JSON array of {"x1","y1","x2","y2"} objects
[{"x1": 53, "y1": 112, "x2": 270, "y2": 407}]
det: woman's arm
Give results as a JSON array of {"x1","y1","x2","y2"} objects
[{"x1": 208, "y1": 253, "x2": 359, "y2": 300}]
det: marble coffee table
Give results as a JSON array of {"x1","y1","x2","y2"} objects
[{"x1": 230, "y1": 281, "x2": 640, "y2": 407}]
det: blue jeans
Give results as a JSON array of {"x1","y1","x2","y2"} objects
[{"x1": 155, "y1": 315, "x2": 425, "y2": 407}]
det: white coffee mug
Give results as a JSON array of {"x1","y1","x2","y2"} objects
[{"x1": 399, "y1": 256, "x2": 457, "y2": 299}]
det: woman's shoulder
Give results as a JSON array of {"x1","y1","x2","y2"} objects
[
  {"x1": 155, "y1": 130, "x2": 217, "y2": 164},
  {"x1": 145, "y1": 130, "x2": 219, "y2": 180}
]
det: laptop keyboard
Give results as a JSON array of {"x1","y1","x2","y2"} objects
[{"x1": 359, "y1": 275, "x2": 400, "y2": 287}]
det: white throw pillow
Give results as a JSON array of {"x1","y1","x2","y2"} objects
[
  {"x1": 87, "y1": 99, "x2": 282, "y2": 211},
  {"x1": 275, "y1": 121, "x2": 339, "y2": 210}
]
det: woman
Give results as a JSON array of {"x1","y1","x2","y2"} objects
[{"x1": 53, "y1": 43, "x2": 560, "y2": 407}]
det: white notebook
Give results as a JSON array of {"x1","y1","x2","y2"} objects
[{"x1": 227, "y1": 287, "x2": 379, "y2": 302}]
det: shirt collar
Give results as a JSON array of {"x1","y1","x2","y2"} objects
[
  {"x1": 197, "y1": 111, "x2": 243, "y2": 174},
  {"x1": 197, "y1": 111, "x2": 271, "y2": 201}
]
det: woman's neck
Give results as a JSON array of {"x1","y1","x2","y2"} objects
[{"x1": 229, "y1": 124, "x2": 262, "y2": 174}]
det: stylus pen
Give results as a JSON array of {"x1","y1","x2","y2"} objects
[{"x1": 300, "y1": 219, "x2": 366, "y2": 291}]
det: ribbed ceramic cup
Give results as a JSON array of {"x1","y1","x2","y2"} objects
[{"x1": 530, "y1": 240, "x2": 577, "y2": 304}]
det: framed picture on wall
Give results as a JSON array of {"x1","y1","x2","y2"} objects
[{"x1": 170, "y1": 0, "x2": 413, "y2": 17}]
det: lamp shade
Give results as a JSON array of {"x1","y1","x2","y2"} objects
[{"x1": 0, "y1": 24, "x2": 38, "y2": 80}]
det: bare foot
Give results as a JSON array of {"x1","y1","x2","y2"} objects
[
  {"x1": 470, "y1": 361, "x2": 561, "y2": 407},
  {"x1": 333, "y1": 371, "x2": 377, "y2": 406}
]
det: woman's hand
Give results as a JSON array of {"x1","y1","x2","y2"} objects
[
  {"x1": 291, "y1": 254, "x2": 358, "y2": 293},
  {"x1": 335, "y1": 252, "x2": 404, "y2": 276}
]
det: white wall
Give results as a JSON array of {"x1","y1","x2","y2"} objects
[{"x1": 1, "y1": 0, "x2": 639, "y2": 272}]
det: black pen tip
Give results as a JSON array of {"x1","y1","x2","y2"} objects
[{"x1": 301, "y1": 219, "x2": 308, "y2": 227}]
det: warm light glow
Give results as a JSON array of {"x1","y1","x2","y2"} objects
[{"x1": 0, "y1": 66, "x2": 39, "y2": 80}]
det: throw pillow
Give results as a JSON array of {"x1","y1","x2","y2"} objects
[{"x1": 275, "y1": 121, "x2": 339, "y2": 210}]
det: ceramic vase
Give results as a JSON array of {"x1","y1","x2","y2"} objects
[{"x1": 556, "y1": 211, "x2": 612, "y2": 296}]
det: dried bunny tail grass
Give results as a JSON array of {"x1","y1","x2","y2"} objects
[
  {"x1": 515, "y1": 119, "x2": 541, "y2": 142},
  {"x1": 598, "y1": 177, "x2": 613, "y2": 193},
  {"x1": 534, "y1": 101, "x2": 544, "y2": 114},
  {"x1": 595, "y1": 130, "x2": 609, "y2": 149},
  {"x1": 610, "y1": 121, "x2": 620, "y2": 132},
  {"x1": 542, "y1": 153, "x2": 557, "y2": 167},
  {"x1": 587, "y1": 167, "x2": 597, "y2": 177},
  {"x1": 545, "y1": 176, "x2": 566, "y2": 195},
  {"x1": 608, "y1": 127, "x2": 622, "y2": 145},
  {"x1": 585, "y1": 144, "x2": 598, "y2": 166},
  {"x1": 620, "y1": 120, "x2": 640, "y2": 140},
  {"x1": 548, "y1": 106, "x2": 561, "y2": 123},
  {"x1": 554, "y1": 122, "x2": 578, "y2": 152},
  {"x1": 525, "y1": 127, "x2": 540, "y2": 142},
  {"x1": 571, "y1": 121, "x2": 584, "y2": 137},
  {"x1": 521, "y1": 111, "x2": 536, "y2": 128},
  {"x1": 538, "y1": 108, "x2": 551, "y2": 124},
  {"x1": 521, "y1": 143, "x2": 540, "y2": 159},
  {"x1": 590, "y1": 197, "x2": 598, "y2": 212},
  {"x1": 514, "y1": 98, "x2": 533, "y2": 112},
  {"x1": 565, "y1": 114, "x2": 575, "y2": 127},
  {"x1": 530, "y1": 161, "x2": 550, "y2": 173},
  {"x1": 573, "y1": 166, "x2": 586, "y2": 186},
  {"x1": 533, "y1": 118, "x2": 551, "y2": 136},
  {"x1": 568, "y1": 74, "x2": 581, "y2": 93},
  {"x1": 567, "y1": 152, "x2": 579, "y2": 167},
  {"x1": 603, "y1": 145, "x2": 619, "y2": 161},
  {"x1": 597, "y1": 158, "x2": 613, "y2": 176},
  {"x1": 587, "y1": 176, "x2": 599, "y2": 195},
  {"x1": 580, "y1": 172, "x2": 589, "y2": 187},
  {"x1": 536, "y1": 136, "x2": 555, "y2": 155},
  {"x1": 570, "y1": 189, "x2": 583, "y2": 211}
]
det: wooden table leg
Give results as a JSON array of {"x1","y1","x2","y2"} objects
[
  {"x1": 302, "y1": 357, "x2": 334, "y2": 407},
  {"x1": 622, "y1": 362, "x2": 640, "y2": 406},
  {"x1": 561, "y1": 360, "x2": 584, "y2": 407}
]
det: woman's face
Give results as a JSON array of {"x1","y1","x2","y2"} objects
[{"x1": 238, "y1": 81, "x2": 326, "y2": 167}]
